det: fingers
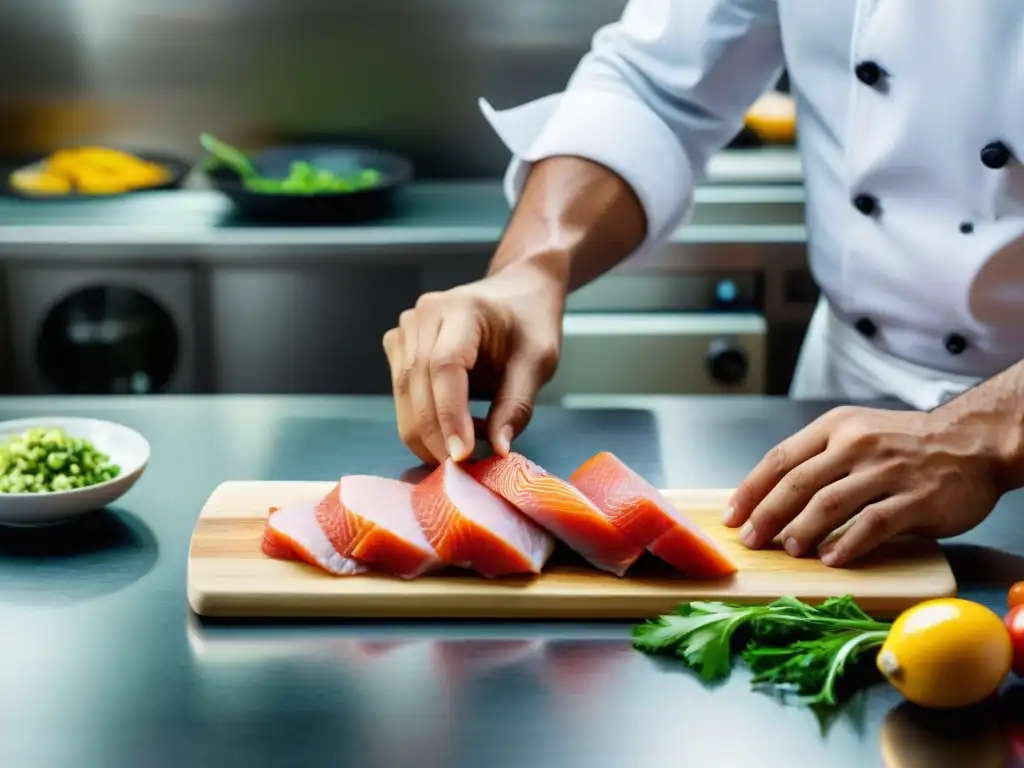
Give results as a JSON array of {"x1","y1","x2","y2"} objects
[
  {"x1": 410, "y1": 310, "x2": 447, "y2": 463},
  {"x1": 818, "y1": 497, "x2": 908, "y2": 567},
  {"x1": 486, "y1": 351, "x2": 550, "y2": 456},
  {"x1": 429, "y1": 314, "x2": 481, "y2": 461},
  {"x1": 384, "y1": 299, "x2": 484, "y2": 465},
  {"x1": 777, "y1": 469, "x2": 891, "y2": 556},
  {"x1": 725, "y1": 420, "x2": 830, "y2": 527},
  {"x1": 737, "y1": 450, "x2": 851, "y2": 549},
  {"x1": 383, "y1": 324, "x2": 434, "y2": 465}
]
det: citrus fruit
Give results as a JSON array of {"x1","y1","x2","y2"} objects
[{"x1": 877, "y1": 598, "x2": 1011, "y2": 709}]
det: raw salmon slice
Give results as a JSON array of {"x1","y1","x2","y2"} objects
[
  {"x1": 316, "y1": 476, "x2": 444, "y2": 579},
  {"x1": 412, "y1": 458, "x2": 555, "y2": 577},
  {"x1": 261, "y1": 506, "x2": 298, "y2": 560},
  {"x1": 265, "y1": 500, "x2": 367, "y2": 576},
  {"x1": 466, "y1": 453, "x2": 645, "y2": 576},
  {"x1": 569, "y1": 451, "x2": 737, "y2": 578}
]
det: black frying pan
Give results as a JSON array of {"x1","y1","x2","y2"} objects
[
  {"x1": 203, "y1": 144, "x2": 414, "y2": 224},
  {"x1": 0, "y1": 149, "x2": 191, "y2": 200}
]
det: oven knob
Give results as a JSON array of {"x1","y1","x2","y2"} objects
[{"x1": 706, "y1": 339, "x2": 748, "y2": 386}]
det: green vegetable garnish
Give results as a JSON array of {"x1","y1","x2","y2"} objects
[
  {"x1": 198, "y1": 134, "x2": 383, "y2": 196},
  {"x1": 0, "y1": 426, "x2": 121, "y2": 494},
  {"x1": 242, "y1": 160, "x2": 382, "y2": 195},
  {"x1": 632, "y1": 595, "x2": 892, "y2": 706}
]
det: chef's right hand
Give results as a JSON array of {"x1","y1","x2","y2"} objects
[{"x1": 383, "y1": 264, "x2": 565, "y2": 466}]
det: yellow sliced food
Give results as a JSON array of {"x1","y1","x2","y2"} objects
[
  {"x1": 68, "y1": 168, "x2": 130, "y2": 195},
  {"x1": 877, "y1": 598, "x2": 1012, "y2": 709},
  {"x1": 8, "y1": 146, "x2": 172, "y2": 196},
  {"x1": 47, "y1": 146, "x2": 136, "y2": 173},
  {"x1": 744, "y1": 91, "x2": 797, "y2": 143},
  {"x1": 9, "y1": 167, "x2": 72, "y2": 196}
]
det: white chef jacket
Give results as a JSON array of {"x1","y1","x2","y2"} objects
[{"x1": 479, "y1": 0, "x2": 1024, "y2": 409}]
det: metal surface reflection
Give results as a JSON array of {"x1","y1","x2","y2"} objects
[
  {"x1": 0, "y1": 508, "x2": 158, "y2": 606},
  {"x1": 879, "y1": 699, "x2": 1016, "y2": 767},
  {"x1": 185, "y1": 621, "x2": 640, "y2": 767}
]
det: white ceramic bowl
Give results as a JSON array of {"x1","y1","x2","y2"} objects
[{"x1": 0, "y1": 416, "x2": 150, "y2": 527}]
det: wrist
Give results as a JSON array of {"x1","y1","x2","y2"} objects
[
  {"x1": 928, "y1": 402, "x2": 1024, "y2": 493},
  {"x1": 994, "y1": 420, "x2": 1024, "y2": 492}
]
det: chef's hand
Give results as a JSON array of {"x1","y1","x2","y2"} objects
[
  {"x1": 383, "y1": 264, "x2": 564, "y2": 466},
  {"x1": 722, "y1": 405, "x2": 1006, "y2": 567}
]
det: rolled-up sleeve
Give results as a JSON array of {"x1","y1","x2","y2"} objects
[{"x1": 479, "y1": 0, "x2": 785, "y2": 252}]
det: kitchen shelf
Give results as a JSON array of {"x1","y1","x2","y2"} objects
[{"x1": 0, "y1": 149, "x2": 806, "y2": 272}]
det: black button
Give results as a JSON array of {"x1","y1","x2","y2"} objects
[
  {"x1": 853, "y1": 194, "x2": 878, "y2": 216},
  {"x1": 855, "y1": 61, "x2": 884, "y2": 87},
  {"x1": 945, "y1": 333, "x2": 968, "y2": 355},
  {"x1": 855, "y1": 317, "x2": 877, "y2": 338},
  {"x1": 959, "y1": 221, "x2": 974, "y2": 234},
  {"x1": 981, "y1": 141, "x2": 1012, "y2": 169}
]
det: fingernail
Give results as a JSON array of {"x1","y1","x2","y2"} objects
[
  {"x1": 820, "y1": 550, "x2": 839, "y2": 567},
  {"x1": 739, "y1": 521, "x2": 756, "y2": 547},
  {"x1": 447, "y1": 436, "x2": 466, "y2": 462},
  {"x1": 495, "y1": 427, "x2": 513, "y2": 455},
  {"x1": 721, "y1": 505, "x2": 740, "y2": 526},
  {"x1": 783, "y1": 537, "x2": 801, "y2": 557}
]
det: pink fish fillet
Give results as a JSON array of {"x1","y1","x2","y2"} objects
[
  {"x1": 264, "y1": 500, "x2": 367, "y2": 576},
  {"x1": 316, "y1": 475, "x2": 444, "y2": 579},
  {"x1": 412, "y1": 458, "x2": 555, "y2": 577},
  {"x1": 466, "y1": 453, "x2": 645, "y2": 576},
  {"x1": 261, "y1": 506, "x2": 299, "y2": 561}
]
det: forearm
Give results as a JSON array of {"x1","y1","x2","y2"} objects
[
  {"x1": 486, "y1": 156, "x2": 647, "y2": 293},
  {"x1": 931, "y1": 359, "x2": 1024, "y2": 491}
]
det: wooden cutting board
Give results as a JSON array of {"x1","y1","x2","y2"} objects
[{"x1": 187, "y1": 481, "x2": 956, "y2": 619}]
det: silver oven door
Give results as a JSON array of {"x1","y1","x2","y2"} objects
[{"x1": 542, "y1": 312, "x2": 766, "y2": 399}]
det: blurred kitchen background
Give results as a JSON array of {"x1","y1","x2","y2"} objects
[{"x1": 0, "y1": 0, "x2": 813, "y2": 399}]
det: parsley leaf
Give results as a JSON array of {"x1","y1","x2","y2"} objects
[{"x1": 632, "y1": 595, "x2": 892, "y2": 706}]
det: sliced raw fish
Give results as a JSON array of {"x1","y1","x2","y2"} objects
[
  {"x1": 466, "y1": 453, "x2": 645, "y2": 577},
  {"x1": 261, "y1": 506, "x2": 298, "y2": 560},
  {"x1": 412, "y1": 458, "x2": 555, "y2": 577},
  {"x1": 265, "y1": 500, "x2": 367, "y2": 576},
  {"x1": 570, "y1": 451, "x2": 737, "y2": 578},
  {"x1": 316, "y1": 476, "x2": 444, "y2": 579}
]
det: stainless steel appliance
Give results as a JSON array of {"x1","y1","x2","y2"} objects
[
  {"x1": 5, "y1": 263, "x2": 201, "y2": 394},
  {"x1": 548, "y1": 312, "x2": 765, "y2": 398},
  {"x1": 544, "y1": 268, "x2": 766, "y2": 397}
]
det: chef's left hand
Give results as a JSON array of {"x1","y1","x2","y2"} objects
[{"x1": 722, "y1": 405, "x2": 1005, "y2": 567}]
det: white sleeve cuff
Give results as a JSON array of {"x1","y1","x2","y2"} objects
[{"x1": 479, "y1": 90, "x2": 695, "y2": 251}]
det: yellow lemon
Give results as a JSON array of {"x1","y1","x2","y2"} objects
[{"x1": 877, "y1": 598, "x2": 1011, "y2": 709}]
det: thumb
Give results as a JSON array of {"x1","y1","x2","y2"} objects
[{"x1": 486, "y1": 352, "x2": 548, "y2": 456}]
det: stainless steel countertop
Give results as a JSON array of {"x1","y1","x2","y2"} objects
[
  {"x1": 0, "y1": 394, "x2": 1019, "y2": 767},
  {"x1": 0, "y1": 152, "x2": 807, "y2": 270}
]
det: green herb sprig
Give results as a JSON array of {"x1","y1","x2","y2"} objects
[{"x1": 632, "y1": 595, "x2": 892, "y2": 706}]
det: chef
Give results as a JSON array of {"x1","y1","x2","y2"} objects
[{"x1": 383, "y1": 0, "x2": 1024, "y2": 567}]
